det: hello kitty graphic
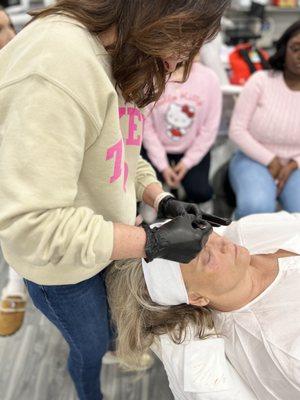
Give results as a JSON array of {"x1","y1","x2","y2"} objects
[{"x1": 165, "y1": 103, "x2": 195, "y2": 141}]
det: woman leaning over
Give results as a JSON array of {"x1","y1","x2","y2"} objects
[
  {"x1": 0, "y1": 1, "x2": 230, "y2": 399},
  {"x1": 229, "y1": 21, "x2": 300, "y2": 219}
]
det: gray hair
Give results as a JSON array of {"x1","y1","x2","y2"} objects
[{"x1": 106, "y1": 259, "x2": 214, "y2": 370}]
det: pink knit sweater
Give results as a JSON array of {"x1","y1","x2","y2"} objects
[
  {"x1": 143, "y1": 63, "x2": 222, "y2": 172},
  {"x1": 229, "y1": 71, "x2": 300, "y2": 167}
]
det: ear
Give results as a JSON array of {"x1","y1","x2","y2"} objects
[{"x1": 188, "y1": 292, "x2": 210, "y2": 307}]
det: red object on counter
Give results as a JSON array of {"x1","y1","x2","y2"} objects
[
  {"x1": 272, "y1": 0, "x2": 297, "y2": 7},
  {"x1": 229, "y1": 43, "x2": 269, "y2": 86}
]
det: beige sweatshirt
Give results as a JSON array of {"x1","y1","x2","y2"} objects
[{"x1": 0, "y1": 15, "x2": 160, "y2": 285}]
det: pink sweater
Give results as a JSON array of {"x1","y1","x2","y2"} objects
[
  {"x1": 143, "y1": 63, "x2": 222, "y2": 172},
  {"x1": 229, "y1": 71, "x2": 300, "y2": 167}
]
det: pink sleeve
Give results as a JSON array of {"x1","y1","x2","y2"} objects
[
  {"x1": 229, "y1": 72, "x2": 275, "y2": 166},
  {"x1": 142, "y1": 110, "x2": 169, "y2": 172},
  {"x1": 182, "y1": 76, "x2": 222, "y2": 170}
]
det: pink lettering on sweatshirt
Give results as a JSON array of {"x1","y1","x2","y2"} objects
[
  {"x1": 126, "y1": 107, "x2": 144, "y2": 146},
  {"x1": 106, "y1": 139, "x2": 123, "y2": 184},
  {"x1": 119, "y1": 106, "x2": 144, "y2": 146},
  {"x1": 123, "y1": 162, "x2": 128, "y2": 192},
  {"x1": 105, "y1": 106, "x2": 144, "y2": 190}
]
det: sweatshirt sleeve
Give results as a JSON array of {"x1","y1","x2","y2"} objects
[
  {"x1": 142, "y1": 110, "x2": 169, "y2": 172},
  {"x1": 0, "y1": 75, "x2": 114, "y2": 270},
  {"x1": 182, "y1": 75, "x2": 222, "y2": 170},
  {"x1": 229, "y1": 72, "x2": 275, "y2": 166},
  {"x1": 135, "y1": 156, "x2": 162, "y2": 202}
]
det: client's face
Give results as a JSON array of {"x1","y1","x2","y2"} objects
[{"x1": 180, "y1": 233, "x2": 251, "y2": 307}]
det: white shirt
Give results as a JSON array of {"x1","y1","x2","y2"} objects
[
  {"x1": 154, "y1": 212, "x2": 300, "y2": 400},
  {"x1": 213, "y1": 212, "x2": 300, "y2": 400},
  {"x1": 152, "y1": 333, "x2": 257, "y2": 400}
]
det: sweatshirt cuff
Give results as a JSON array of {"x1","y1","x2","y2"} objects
[
  {"x1": 136, "y1": 177, "x2": 162, "y2": 202},
  {"x1": 93, "y1": 220, "x2": 114, "y2": 264}
]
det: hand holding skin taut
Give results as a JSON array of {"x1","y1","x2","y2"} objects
[
  {"x1": 142, "y1": 214, "x2": 213, "y2": 263},
  {"x1": 157, "y1": 195, "x2": 232, "y2": 227}
]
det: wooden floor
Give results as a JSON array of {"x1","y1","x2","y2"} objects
[{"x1": 0, "y1": 261, "x2": 173, "y2": 400}]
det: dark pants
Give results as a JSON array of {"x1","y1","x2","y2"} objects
[
  {"x1": 24, "y1": 272, "x2": 112, "y2": 400},
  {"x1": 142, "y1": 147, "x2": 213, "y2": 203}
]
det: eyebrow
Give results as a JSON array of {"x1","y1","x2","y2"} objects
[{"x1": 290, "y1": 39, "x2": 300, "y2": 45}]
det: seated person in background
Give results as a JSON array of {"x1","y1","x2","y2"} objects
[
  {"x1": 106, "y1": 211, "x2": 300, "y2": 400},
  {"x1": 228, "y1": 21, "x2": 300, "y2": 219},
  {"x1": 142, "y1": 57, "x2": 222, "y2": 205}
]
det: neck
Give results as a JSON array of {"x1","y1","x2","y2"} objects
[
  {"x1": 284, "y1": 70, "x2": 300, "y2": 91},
  {"x1": 211, "y1": 254, "x2": 279, "y2": 312}
]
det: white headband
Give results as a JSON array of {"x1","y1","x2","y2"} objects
[
  {"x1": 142, "y1": 257, "x2": 189, "y2": 306},
  {"x1": 141, "y1": 221, "x2": 189, "y2": 306}
]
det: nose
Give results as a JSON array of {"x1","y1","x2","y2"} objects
[{"x1": 163, "y1": 57, "x2": 179, "y2": 73}]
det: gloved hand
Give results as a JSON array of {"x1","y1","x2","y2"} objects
[
  {"x1": 157, "y1": 195, "x2": 231, "y2": 227},
  {"x1": 142, "y1": 214, "x2": 213, "y2": 263}
]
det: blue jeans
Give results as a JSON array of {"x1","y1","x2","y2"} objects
[
  {"x1": 229, "y1": 151, "x2": 300, "y2": 219},
  {"x1": 24, "y1": 272, "x2": 112, "y2": 400}
]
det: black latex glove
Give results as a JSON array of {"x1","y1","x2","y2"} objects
[
  {"x1": 142, "y1": 214, "x2": 213, "y2": 263},
  {"x1": 157, "y1": 195, "x2": 231, "y2": 228}
]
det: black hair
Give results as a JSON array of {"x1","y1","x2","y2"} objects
[{"x1": 269, "y1": 20, "x2": 300, "y2": 71}]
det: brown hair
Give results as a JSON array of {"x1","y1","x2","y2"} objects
[
  {"x1": 30, "y1": 0, "x2": 230, "y2": 107},
  {"x1": 106, "y1": 259, "x2": 214, "y2": 370}
]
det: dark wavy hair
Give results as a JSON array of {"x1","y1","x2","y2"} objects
[
  {"x1": 29, "y1": 0, "x2": 230, "y2": 107},
  {"x1": 269, "y1": 20, "x2": 300, "y2": 72}
]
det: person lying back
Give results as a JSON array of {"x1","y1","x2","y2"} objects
[{"x1": 106, "y1": 212, "x2": 300, "y2": 400}]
